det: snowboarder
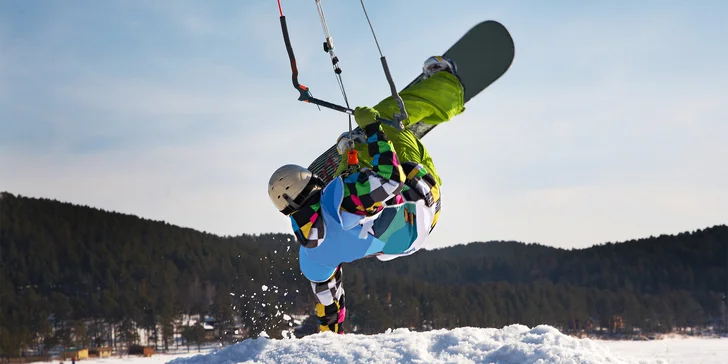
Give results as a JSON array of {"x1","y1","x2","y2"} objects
[{"x1": 268, "y1": 56, "x2": 465, "y2": 333}]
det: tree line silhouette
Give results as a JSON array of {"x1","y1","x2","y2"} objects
[{"x1": 1, "y1": 191, "x2": 726, "y2": 357}]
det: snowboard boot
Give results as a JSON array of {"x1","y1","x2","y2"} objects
[
  {"x1": 423, "y1": 56, "x2": 458, "y2": 78},
  {"x1": 422, "y1": 55, "x2": 465, "y2": 93},
  {"x1": 336, "y1": 129, "x2": 367, "y2": 155}
]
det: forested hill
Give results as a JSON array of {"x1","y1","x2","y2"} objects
[
  {"x1": 1, "y1": 191, "x2": 726, "y2": 353},
  {"x1": 378, "y1": 229, "x2": 727, "y2": 293}
]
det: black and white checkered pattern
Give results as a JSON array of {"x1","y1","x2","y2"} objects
[
  {"x1": 401, "y1": 162, "x2": 439, "y2": 207},
  {"x1": 311, "y1": 265, "x2": 344, "y2": 306}
]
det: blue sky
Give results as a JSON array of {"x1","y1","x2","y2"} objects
[{"x1": 1, "y1": 0, "x2": 726, "y2": 250}]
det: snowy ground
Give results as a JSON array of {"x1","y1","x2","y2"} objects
[
  {"x1": 165, "y1": 325, "x2": 726, "y2": 364},
  {"x1": 37, "y1": 326, "x2": 727, "y2": 364},
  {"x1": 598, "y1": 337, "x2": 728, "y2": 364}
]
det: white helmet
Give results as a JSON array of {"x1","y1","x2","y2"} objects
[{"x1": 268, "y1": 164, "x2": 325, "y2": 215}]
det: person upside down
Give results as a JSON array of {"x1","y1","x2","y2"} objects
[{"x1": 268, "y1": 56, "x2": 465, "y2": 333}]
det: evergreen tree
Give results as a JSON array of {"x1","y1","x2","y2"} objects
[{"x1": 1, "y1": 191, "x2": 726, "y2": 356}]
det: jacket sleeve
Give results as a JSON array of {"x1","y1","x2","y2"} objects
[
  {"x1": 339, "y1": 122, "x2": 405, "y2": 216},
  {"x1": 289, "y1": 196, "x2": 325, "y2": 248}
]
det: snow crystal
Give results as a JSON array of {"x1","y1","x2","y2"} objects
[{"x1": 261, "y1": 285, "x2": 269, "y2": 291}]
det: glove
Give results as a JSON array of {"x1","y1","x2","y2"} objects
[{"x1": 354, "y1": 106, "x2": 380, "y2": 129}]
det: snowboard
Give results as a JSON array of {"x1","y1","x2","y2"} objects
[{"x1": 308, "y1": 20, "x2": 515, "y2": 184}]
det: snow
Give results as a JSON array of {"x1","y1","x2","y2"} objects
[
  {"x1": 598, "y1": 337, "x2": 728, "y2": 364},
  {"x1": 32, "y1": 327, "x2": 727, "y2": 364},
  {"x1": 167, "y1": 324, "x2": 690, "y2": 364}
]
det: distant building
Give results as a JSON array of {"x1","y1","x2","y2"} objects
[{"x1": 61, "y1": 349, "x2": 88, "y2": 361}]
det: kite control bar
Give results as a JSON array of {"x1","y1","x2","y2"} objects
[{"x1": 277, "y1": 1, "x2": 405, "y2": 130}]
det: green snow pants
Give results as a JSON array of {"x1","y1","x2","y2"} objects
[{"x1": 334, "y1": 71, "x2": 465, "y2": 186}]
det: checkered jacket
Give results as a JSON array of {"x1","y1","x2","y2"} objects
[{"x1": 290, "y1": 122, "x2": 406, "y2": 248}]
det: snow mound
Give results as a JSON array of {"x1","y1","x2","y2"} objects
[{"x1": 169, "y1": 324, "x2": 655, "y2": 364}]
